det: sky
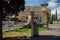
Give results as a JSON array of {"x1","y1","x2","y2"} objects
[{"x1": 25, "y1": 0, "x2": 60, "y2": 14}]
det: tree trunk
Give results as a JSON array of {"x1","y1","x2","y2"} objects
[
  {"x1": 0, "y1": 18, "x2": 2, "y2": 39},
  {"x1": 0, "y1": 11, "x2": 3, "y2": 39},
  {"x1": 0, "y1": 1, "x2": 3, "y2": 39}
]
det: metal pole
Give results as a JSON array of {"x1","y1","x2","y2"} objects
[
  {"x1": 47, "y1": 12, "x2": 49, "y2": 30},
  {"x1": 30, "y1": 11, "x2": 39, "y2": 37}
]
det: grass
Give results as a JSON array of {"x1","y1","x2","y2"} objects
[
  {"x1": 3, "y1": 27, "x2": 47, "y2": 34},
  {"x1": 39, "y1": 27, "x2": 47, "y2": 31},
  {"x1": 3, "y1": 27, "x2": 48, "y2": 38}
]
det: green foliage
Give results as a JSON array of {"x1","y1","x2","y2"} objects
[
  {"x1": 1, "y1": 0, "x2": 25, "y2": 21},
  {"x1": 11, "y1": 17, "x2": 19, "y2": 21},
  {"x1": 57, "y1": 19, "x2": 60, "y2": 21},
  {"x1": 3, "y1": 0, "x2": 25, "y2": 14},
  {"x1": 52, "y1": 14, "x2": 56, "y2": 21},
  {"x1": 6, "y1": 16, "x2": 11, "y2": 21},
  {"x1": 39, "y1": 27, "x2": 47, "y2": 31}
]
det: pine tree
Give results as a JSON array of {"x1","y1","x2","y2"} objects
[{"x1": 56, "y1": 9, "x2": 57, "y2": 21}]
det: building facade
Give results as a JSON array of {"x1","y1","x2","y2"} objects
[{"x1": 17, "y1": 3, "x2": 51, "y2": 25}]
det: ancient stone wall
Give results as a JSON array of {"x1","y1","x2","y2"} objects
[{"x1": 17, "y1": 3, "x2": 51, "y2": 25}]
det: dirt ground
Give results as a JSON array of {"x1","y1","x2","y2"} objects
[{"x1": 3, "y1": 30, "x2": 60, "y2": 38}]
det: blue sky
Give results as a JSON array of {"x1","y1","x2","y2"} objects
[
  {"x1": 25, "y1": 0, "x2": 60, "y2": 18},
  {"x1": 25, "y1": 0, "x2": 49, "y2": 6},
  {"x1": 25, "y1": 0, "x2": 60, "y2": 9}
]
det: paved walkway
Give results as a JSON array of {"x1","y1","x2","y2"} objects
[
  {"x1": 39, "y1": 30, "x2": 60, "y2": 36},
  {"x1": 49, "y1": 24, "x2": 60, "y2": 30}
]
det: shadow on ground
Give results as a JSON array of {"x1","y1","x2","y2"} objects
[{"x1": 3, "y1": 35, "x2": 60, "y2": 40}]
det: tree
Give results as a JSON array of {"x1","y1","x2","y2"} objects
[
  {"x1": 0, "y1": 0, "x2": 25, "y2": 39},
  {"x1": 52, "y1": 14, "x2": 56, "y2": 21},
  {"x1": 56, "y1": 9, "x2": 57, "y2": 21},
  {"x1": 3, "y1": 0, "x2": 25, "y2": 16}
]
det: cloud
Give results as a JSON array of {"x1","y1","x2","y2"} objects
[
  {"x1": 57, "y1": 7, "x2": 60, "y2": 14},
  {"x1": 51, "y1": 7, "x2": 60, "y2": 14},
  {"x1": 51, "y1": 7, "x2": 60, "y2": 18},
  {"x1": 50, "y1": 0, "x2": 57, "y2": 1},
  {"x1": 51, "y1": 9, "x2": 56, "y2": 14},
  {"x1": 48, "y1": 0, "x2": 58, "y2": 9}
]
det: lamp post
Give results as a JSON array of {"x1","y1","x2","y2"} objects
[
  {"x1": 30, "y1": 11, "x2": 39, "y2": 37},
  {"x1": 47, "y1": 12, "x2": 49, "y2": 30}
]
